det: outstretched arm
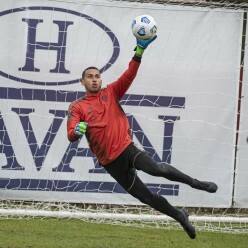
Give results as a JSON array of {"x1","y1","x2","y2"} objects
[{"x1": 110, "y1": 35, "x2": 157, "y2": 100}]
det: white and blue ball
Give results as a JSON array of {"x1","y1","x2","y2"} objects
[{"x1": 131, "y1": 15, "x2": 157, "y2": 40}]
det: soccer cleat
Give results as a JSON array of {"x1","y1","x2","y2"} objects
[
  {"x1": 192, "y1": 179, "x2": 218, "y2": 193},
  {"x1": 180, "y1": 208, "x2": 196, "y2": 239}
]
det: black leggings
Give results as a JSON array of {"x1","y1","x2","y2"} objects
[{"x1": 104, "y1": 143, "x2": 194, "y2": 222}]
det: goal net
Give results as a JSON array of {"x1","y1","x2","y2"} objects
[{"x1": 1, "y1": 0, "x2": 248, "y2": 234}]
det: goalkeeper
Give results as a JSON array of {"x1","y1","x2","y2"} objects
[{"x1": 67, "y1": 35, "x2": 218, "y2": 239}]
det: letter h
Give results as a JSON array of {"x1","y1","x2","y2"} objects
[{"x1": 19, "y1": 18, "x2": 73, "y2": 73}]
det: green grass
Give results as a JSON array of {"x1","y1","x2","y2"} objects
[{"x1": 0, "y1": 219, "x2": 248, "y2": 248}]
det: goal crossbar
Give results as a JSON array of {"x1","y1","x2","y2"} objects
[{"x1": 1, "y1": 208, "x2": 248, "y2": 224}]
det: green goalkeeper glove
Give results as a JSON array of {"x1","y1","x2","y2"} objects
[
  {"x1": 74, "y1": 122, "x2": 88, "y2": 136},
  {"x1": 135, "y1": 35, "x2": 157, "y2": 56}
]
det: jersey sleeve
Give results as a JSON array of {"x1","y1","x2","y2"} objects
[
  {"x1": 109, "y1": 55, "x2": 141, "y2": 100},
  {"x1": 67, "y1": 101, "x2": 81, "y2": 142}
]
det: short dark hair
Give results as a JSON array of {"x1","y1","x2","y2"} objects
[{"x1": 82, "y1": 66, "x2": 100, "y2": 79}]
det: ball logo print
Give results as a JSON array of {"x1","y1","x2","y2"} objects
[
  {"x1": 150, "y1": 25, "x2": 157, "y2": 34},
  {"x1": 131, "y1": 19, "x2": 136, "y2": 29},
  {"x1": 131, "y1": 14, "x2": 157, "y2": 40},
  {"x1": 137, "y1": 26, "x2": 146, "y2": 37},
  {"x1": 141, "y1": 16, "x2": 150, "y2": 24}
]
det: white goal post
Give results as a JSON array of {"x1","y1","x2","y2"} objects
[{"x1": 1, "y1": 0, "x2": 248, "y2": 233}]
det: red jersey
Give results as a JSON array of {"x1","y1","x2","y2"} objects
[{"x1": 67, "y1": 57, "x2": 141, "y2": 165}]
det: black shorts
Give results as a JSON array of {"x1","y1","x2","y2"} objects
[{"x1": 104, "y1": 143, "x2": 146, "y2": 191}]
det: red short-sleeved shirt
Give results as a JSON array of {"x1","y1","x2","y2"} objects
[{"x1": 67, "y1": 57, "x2": 141, "y2": 165}]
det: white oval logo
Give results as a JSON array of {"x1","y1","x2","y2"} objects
[{"x1": 0, "y1": 6, "x2": 120, "y2": 85}]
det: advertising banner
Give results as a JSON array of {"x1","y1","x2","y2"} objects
[{"x1": 0, "y1": 0, "x2": 243, "y2": 207}]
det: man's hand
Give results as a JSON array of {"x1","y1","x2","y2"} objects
[
  {"x1": 135, "y1": 35, "x2": 157, "y2": 56},
  {"x1": 74, "y1": 122, "x2": 88, "y2": 136}
]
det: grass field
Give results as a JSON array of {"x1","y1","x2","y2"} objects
[{"x1": 0, "y1": 219, "x2": 248, "y2": 248}]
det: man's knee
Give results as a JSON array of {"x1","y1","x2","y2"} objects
[{"x1": 131, "y1": 190, "x2": 156, "y2": 206}]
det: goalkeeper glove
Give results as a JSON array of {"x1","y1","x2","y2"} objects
[
  {"x1": 135, "y1": 35, "x2": 157, "y2": 56},
  {"x1": 74, "y1": 122, "x2": 88, "y2": 136}
]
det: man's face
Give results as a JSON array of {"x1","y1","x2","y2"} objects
[{"x1": 81, "y1": 69, "x2": 102, "y2": 95}]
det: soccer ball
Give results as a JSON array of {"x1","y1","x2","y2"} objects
[{"x1": 131, "y1": 15, "x2": 157, "y2": 40}]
